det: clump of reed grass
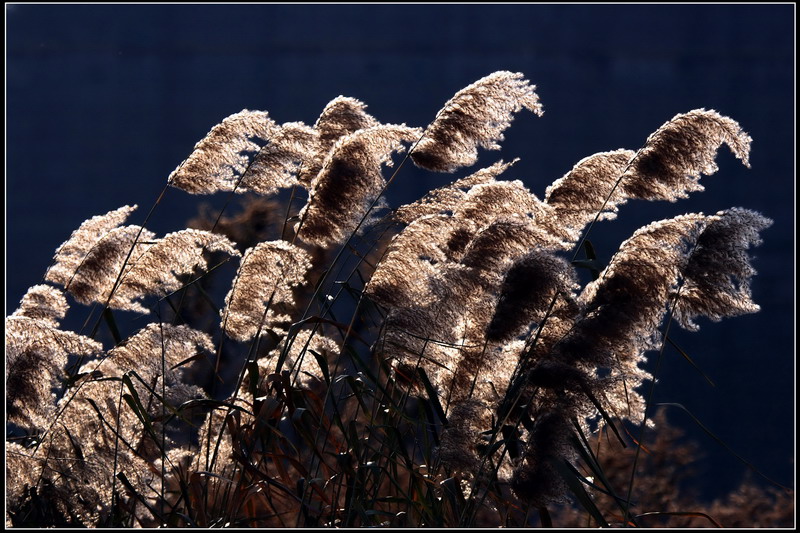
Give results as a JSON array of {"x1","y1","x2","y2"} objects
[{"x1": 6, "y1": 71, "x2": 787, "y2": 528}]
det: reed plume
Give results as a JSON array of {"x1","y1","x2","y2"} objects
[
  {"x1": 570, "y1": 214, "x2": 710, "y2": 368},
  {"x1": 44, "y1": 205, "x2": 146, "y2": 303},
  {"x1": 167, "y1": 110, "x2": 280, "y2": 194},
  {"x1": 298, "y1": 96, "x2": 380, "y2": 186},
  {"x1": 620, "y1": 108, "x2": 752, "y2": 201},
  {"x1": 9, "y1": 283, "x2": 69, "y2": 327},
  {"x1": 112, "y1": 228, "x2": 239, "y2": 313},
  {"x1": 44, "y1": 205, "x2": 239, "y2": 314},
  {"x1": 6, "y1": 285, "x2": 102, "y2": 431},
  {"x1": 672, "y1": 207, "x2": 773, "y2": 330},
  {"x1": 221, "y1": 240, "x2": 312, "y2": 341},
  {"x1": 546, "y1": 215, "x2": 710, "y2": 429},
  {"x1": 241, "y1": 121, "x2": 320, "y2": 196},
  {"x1": 411, "y1": 71, "x2": 543, "y2": 172},
  {"x1": 543, "y1": 149, "x2": 637, "y2": 239},
  {"x1": 296, "y1": 123, "x2": 423, "y2": 246},
  {"x1": 486, "y1": 250, "x2": 577, "y2": 343}
]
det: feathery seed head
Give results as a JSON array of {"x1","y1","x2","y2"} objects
[
  {"x1": 168, "y1": 109, "x2": 280, "y2": 194},
  {"x1": 411, "y1": 71, "x2": 542, "y2": 172}
]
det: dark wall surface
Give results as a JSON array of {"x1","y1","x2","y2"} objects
[{"x1": 6, "y1": 3, "x2": 794, "y2": 502}]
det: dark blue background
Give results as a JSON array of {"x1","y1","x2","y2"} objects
[{"x1": 6, "y1": 4, "x2": 794, "y2": 501}]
